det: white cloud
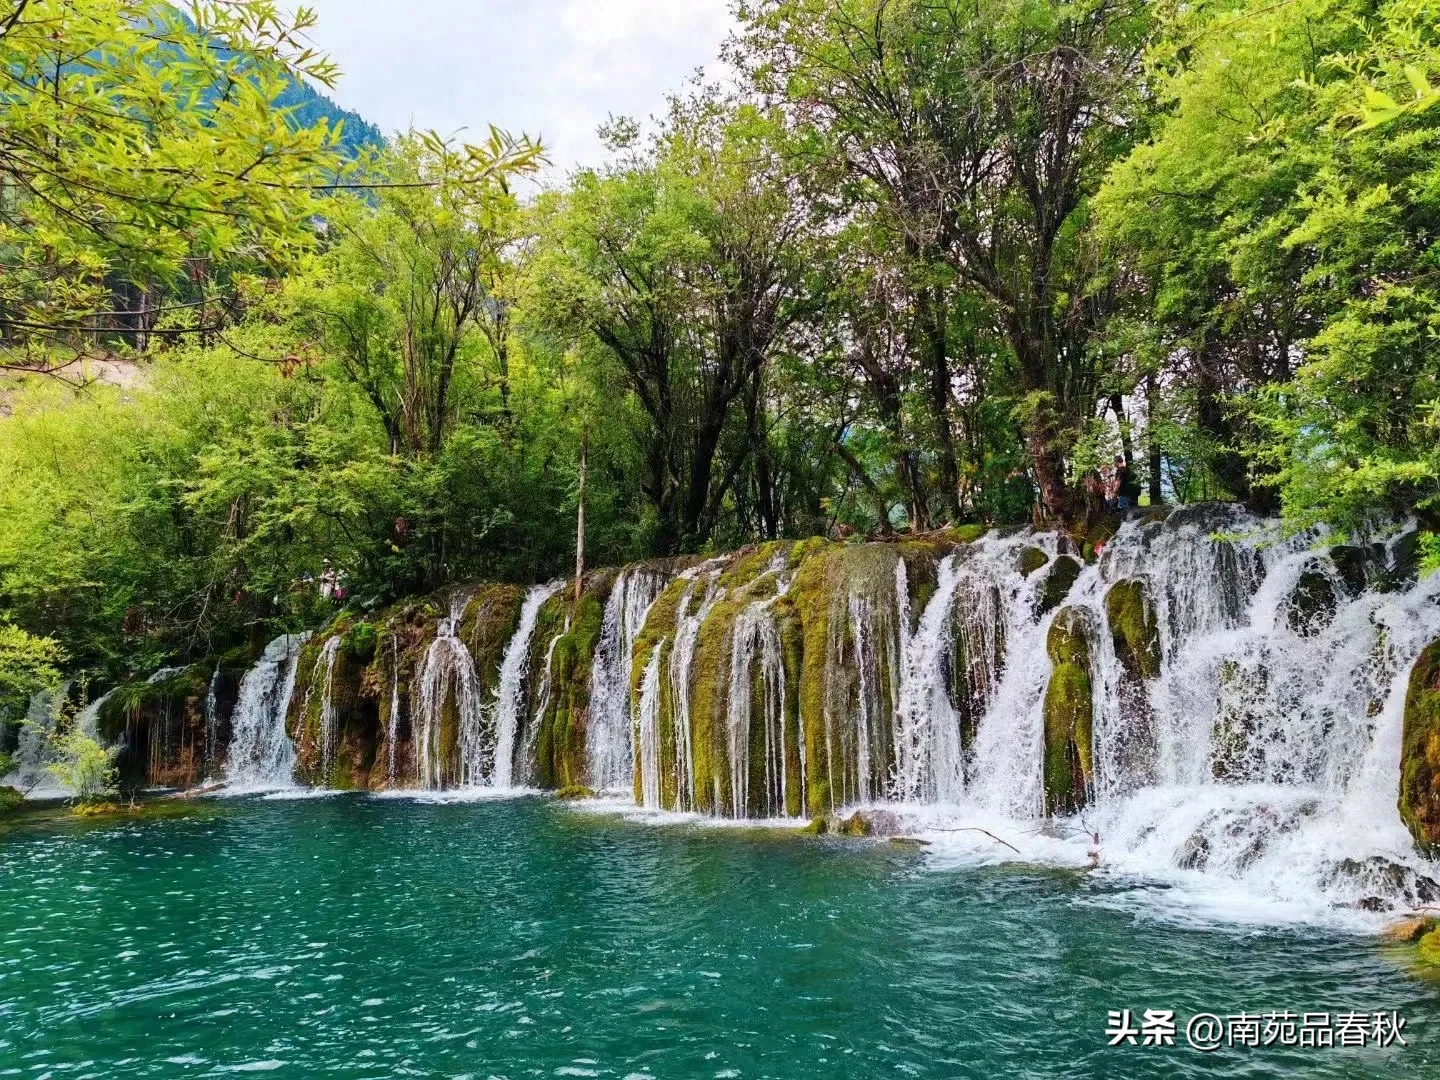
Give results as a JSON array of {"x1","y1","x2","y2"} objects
[{"x1": 298, "y1": 0, "x2": 735, "y2": 173}]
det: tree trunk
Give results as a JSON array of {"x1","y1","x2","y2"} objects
[
  {"x1": 922, "y1": 288, "x2": 962, "y2": 523},
  {"x1": 1144, "y1": 372, "x2": 1163, "y2": 505}
]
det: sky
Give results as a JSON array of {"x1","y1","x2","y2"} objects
[{"x1": 299, "y1": 0, "x2": 737, "y2": 177}]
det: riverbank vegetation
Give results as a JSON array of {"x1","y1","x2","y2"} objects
[{"x1": 2, "y1": 0, "x2": 1438, "y2": 705}]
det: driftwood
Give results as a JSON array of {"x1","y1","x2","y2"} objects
[{"x1": 925, "y1": 826, "x2": 1022, "y2": 854}]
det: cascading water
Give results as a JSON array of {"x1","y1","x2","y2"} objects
[
  {"x1": 667, "y1": 564, "x2": 726, "y2": 811},
  {"x1": 225, "y1": 633, "x2": 310, "y2": 789},
  {"x1": 412, "y1": 592, "x2": 484, "y2": 790},
  {"x1": 524, "y1": 621, "x2": 568, "y2": 783},
  {"x1": 386, "y1": 634, "x2": 400, "y2": 787},
  {"x1": 636, "y1": 642, "x2": 666, "y2": 810},
  {"x1": 203, "y1": 663, "x2": 222, "y2": 777},
  {"x1": 491, "y1": 580, "x2": 565, "y2": 789},
  {"x1": 725, "y1": 582, "x2": 790, "y2": 817},
  {"x1": 305, "y1": 636, "x2": 343, "y2": 780},
  {"x1": 893, "y1": 553, "x2": 966, "y2": 803},
  {"x1": 587, "y1": 568, "x2": 668, "y2": 791}
]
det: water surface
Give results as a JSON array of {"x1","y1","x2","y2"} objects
[{"x1": 1, "y1": 795, "x2": 1436, "y2": 1078}]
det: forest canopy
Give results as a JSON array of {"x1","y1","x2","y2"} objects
[{"x1": 1, "y1": 0, "x2": 1438, "y2": 699}]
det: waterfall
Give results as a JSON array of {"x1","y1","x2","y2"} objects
[
  {"x1": 669, "y1": 568, "x2": 726, "y2": 810},
  {"x1": 894, "y1": 553, "x2": 965, "y2": 803},
  {"x1": 412, "y1": 592, "x2": 484, "y2": 789},
  {"x1": 77, "y1": 688, "x2": 114, "y2": 741},
  {"x1": 726, "y1": 596, "x2": 788, "y2": 817},
  {"x1": 587, "y1": 568, "x2": 667, "y2": 791},
  {"x1": 524, "y1": 624, "x2": 567, "y2": 783},
  {"x1": 203, "y1": 663, "x2": 222, "y2": 777},
  {"x1": 2, "y1": 683, "x2": 72, "y2": 794},
  {"x1": 303, "y1": 635, "x2": 343, "y2": 780},
  {"x1": 226, "y1": 633, "x2": 310, "y2": 789},
  {"x1": 963, "y1": 532, "x2": 1061, "y2": 818},
  {"x1": 386, "y1": 634, "x2": 400, "y2": 787},
  {"x1": 491, "y1": 581, "x2": 565, "y2": 789},
  {"x1": 636, "y1": 641, "x2": 666, "y2": 810}
]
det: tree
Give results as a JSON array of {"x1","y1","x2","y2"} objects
[
  {"x1": 295, "y1": 131, "x2": 542, "y2": 458},
  {"x1": 740, "y1": 0, "x2": 1152, "y2": 526},
  {"x1": 528, "y1": 96, "x2": 818, "y2": 553},
  {"x1": 1101, "y1": 0, "x2": 1440, "y2": 532},
  {"x1": 0, "y1": 0, "x2": 354, "y2": 376}
]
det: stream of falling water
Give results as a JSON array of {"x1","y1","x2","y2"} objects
[
  {"x1": 412, "y1": 591, "x2": 484, "y2": 790},
  {"x1": 224, "y1": 633, "x2": 310, "y2": 790},
  {"x1": 386, "y1": 633, "x2": 400, "y2": 787},
  {"x1": 636, "y1": 642, "x2": 666, "y2": 810},
  {"x1": 587, "y1": 568, "x2": 668, "y2": 792},
  {"x1": 305, "y1": 636, "x2": 343, "y2": 780},
  {"x1": 726, "y1": 579, "x2": 791, "y2": 817},
  {"x1": 669, "y1": 563, "x2": 727, "y2": 811},
  {"x1": 492, "y1": 581, "x2": 565, "y2": 789}
]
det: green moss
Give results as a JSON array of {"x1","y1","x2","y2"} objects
[
  {"x1": 1400, "y1": 640, "x2": 1440, "y2": 855},
  {"x1": 837, "y1": 811, "x2": 872, "y2": 836},
  {"x1": 0, "y1": 786, "x2": 23, "y2": 815},
  {"x1": 1105, "y1": 579, "x2": 1162, "y2": 681},
  {"x1": 1419, "y1": 927, "x2": 1440, "y2": 967},
  {"x1": 555, "y1": 784, "x2": 596, "y2": 800},
  {"x1": 1017, "y1": 546, "x2": 1049, "y2": 578},
  {"x1": 532, "y1": 584, "x2": 608, "y2": 790},
  {"x1": 791, "y1": 542, "x2": 837, "y2": 817},
  {"x1": 802, "y1": 816, "x2": 828, "y2": 835},
  {"x1": 1035, "y1": 555, "x2": 1081, "y2": 617},
  {"x1": 1042, "y1": 607, "x2": 1093, "y2": 816},
  {"x1": 343, "y1": 620, "x2": 378, "y2": 662}
]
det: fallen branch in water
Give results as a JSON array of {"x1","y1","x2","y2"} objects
[{"x1": 924, "y1": 827, "x2": 1021, "y2": 854}]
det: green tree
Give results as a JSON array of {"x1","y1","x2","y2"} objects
[
  {"x1": 739, "y1": 0, "x2": 1152, "y2": 526},
  {"x1": 0, "y1": 0, "x2": 353, "y2": 376},
  {"x1": 527, "y1": 95, "x2": 820, "y2": 553}
]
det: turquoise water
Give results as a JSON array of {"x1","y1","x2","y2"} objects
[{"x1": 1, "y1": 795, "x2": 1437, "y2": 1079}]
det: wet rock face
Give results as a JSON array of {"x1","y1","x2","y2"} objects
[
  {"x1": 1328, "y1": 545, "x2": 1371, "y2": 598},
  {"x1": 1104, "y1": 578, "x2": 1161, "y2": 789},
  {"x1": 1042, "y1": 607, "x2": 1093, "y2": 816},
  {"x1": 1017, "y1": 546, "x2": 1048, "y2": 578},
  {"x1": 1035, "y1": 555, "x2": 1081, "y2": 618},
  {"x1": 1105, "y1": 579, "x2": 1162, "y2": 681},
  {"x1": 1285, "y1": 569, "x2": 1339, "y2": 638},
  {"x1": 1400, "y1": 640, "x2": 1440, "y2": 855}
]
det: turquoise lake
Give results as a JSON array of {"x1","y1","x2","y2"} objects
[{"x1": 1, "y1": 794, "x2": 1437, "y2": 1078}]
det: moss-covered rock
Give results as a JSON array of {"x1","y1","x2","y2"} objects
[
  {"x1": 0, "y1": 786, "x2": 23, "y2": 815},
  {"x1": 555, "y1": 784, "x2": 596, "y2": 800},
  {"x1": 1035, "y1": 555, "x2": 1081, "y2": 617},
  {"x1": 1285, "y1": 569, "x2": 1338, "y2": 637},
  {"x1": 1017, "y1": 546, "x2": 1049, "y2": 578},
  {"x1": 532, "y1": 579, "x2": 610, "y2": 791},
  {"x1": 1419, "y1": 927, "x2": 1440, "y2": 967},
  {"x1": 1105, "y1": 579, "x2": 1162, "y2": 681},
  {"x1": 1400, "y1": 640, "x2": 1440, "y2": 855},
  {"x1": 1042, "y1": 607, "x2": 1093, "y2": 816}
]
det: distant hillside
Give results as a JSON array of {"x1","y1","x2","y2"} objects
[{"x1": 276, "y1": 79, "x2": 385, "y2": 157}]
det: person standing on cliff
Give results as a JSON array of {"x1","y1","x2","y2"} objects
[{"x1": 1114, "y1": 454, "x2": 1141, "y2": 511}]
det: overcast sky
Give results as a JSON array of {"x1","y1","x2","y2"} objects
[{"x1": 300, "y1": 0, "x2": 736, "y2": 177}]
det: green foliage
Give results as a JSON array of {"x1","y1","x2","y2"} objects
[
  {"x1": 0, "y1": 623, "x2": 64, "y2": 720},
  {"x1": 45, "y1": 730, "x2": 117, "y2": 801},
  {"x1": 0, "y1": 0, "x2": 350, "y2": 374}
]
